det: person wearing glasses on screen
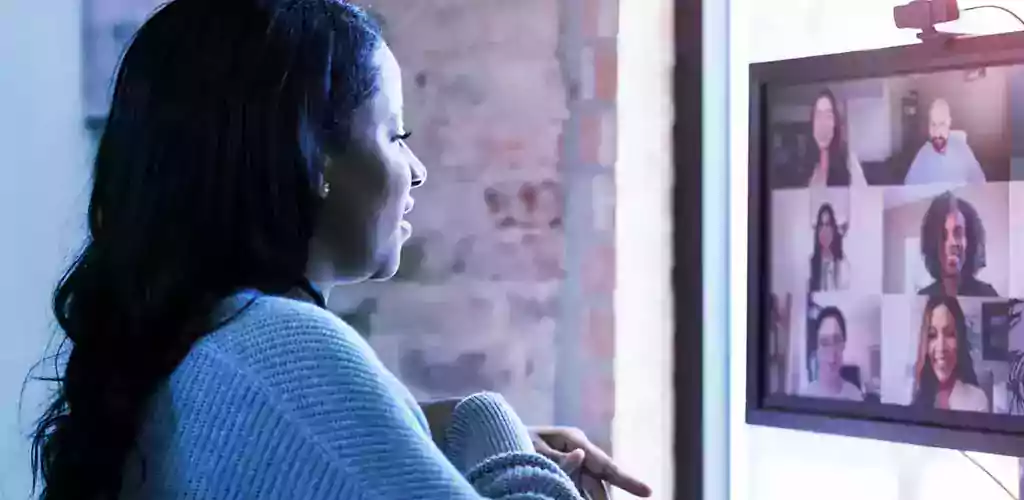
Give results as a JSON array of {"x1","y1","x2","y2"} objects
[
  {"x1": 912, "y1": 296, "x2": 989, "y2": 412},
  {"x1": 806, "y1": 89, "x2": 867, "y2": 188},
  {"x1": 809, "y1": 203, "x2": 850, "y2": 292},
  {"x1": 802, "y1": 307, "x2": 864, "y2": 401},
  {"x1": 918, "y1": 192, "x2": 997, "y2": 297},
  {"x1": 904, "y1": 99, "x2": 987, "y2": 185}
]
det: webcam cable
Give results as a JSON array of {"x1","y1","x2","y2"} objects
[
  {"x1": 962, "y1": 5, "x2": 1024, "y2": 28},
  {"x1": 958, "y1": 451, "x2": 1018, "y2": 500}
]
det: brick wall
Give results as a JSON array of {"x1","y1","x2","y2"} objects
[{"x1": 338, "y1": 0, "x2": 618, "y2": 449}]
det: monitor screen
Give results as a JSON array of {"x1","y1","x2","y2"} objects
[{"x1": 751, "y1": 34, "x2": 1024, "y2": 452}]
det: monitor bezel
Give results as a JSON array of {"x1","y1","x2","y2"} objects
[{"x1": 747, "y1": 30, "x2": 1024, "y2": 455}]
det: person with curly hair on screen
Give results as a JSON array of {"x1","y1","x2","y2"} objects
[
  {"x1": 912, "y1": 296, "x2": 989, "y2": 412},
  {"x1": 917, "y1": 192, "x2": 997, "y2": 297}
]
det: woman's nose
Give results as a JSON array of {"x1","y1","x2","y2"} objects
[{"x1": 409, "y1": 151, "x2": 427, "y2": 188}]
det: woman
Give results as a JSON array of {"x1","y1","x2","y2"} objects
[
  {"x1": 809, "y1": 203, "x2": 850, "y2": 292},
  {"x1": 802, "y1": 307, "x2": 863, "y2": 401},
  {"x1": 806, "y1": 89, "x2": 867, "y2": 187},
  {"x1": 29, "y1": 1, "x2": 649, "y2": 499},
  {"x1": 912, "y1": 296, "x2": 989, "y2": 412}
]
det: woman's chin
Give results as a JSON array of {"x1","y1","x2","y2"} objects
[
  {"x1": 357, "y1": 227, "x2": 411, "y2": 282},
  {"x1": 368, "y1": 266, "x2": 399, "y2": 282},
  {"x1": 368, "y1": 250, "x2": 403, "y2": 281}
]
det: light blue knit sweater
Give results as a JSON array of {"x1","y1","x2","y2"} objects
[{"x1": 120, "y1": 291, "x2": 581, "y2": 499}]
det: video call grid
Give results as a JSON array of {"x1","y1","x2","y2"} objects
[{"x1": 765, "y1": 63, "x2": 1024, "y2": 417}]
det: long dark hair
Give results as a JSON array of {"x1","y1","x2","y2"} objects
[
  {"x1": 29, "y1": 1, "x2": 382, "y2": 498},
  {"x1": 809, "y1": 89, "x2": 851, "y2": 186},
  {"x1": 912, "y1": 295, "x2": 980, "y2": 408},
  {"x1": 809, "y1": 203, "x2": 844, "y2": 292}
]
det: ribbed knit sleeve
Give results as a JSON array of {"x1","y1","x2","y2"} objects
[{"x1": 123, "y1": 294, "x2": 582, "y2": 500}]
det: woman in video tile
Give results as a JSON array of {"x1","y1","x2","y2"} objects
[
  {"x1": 918, "y1": 192, "x2": 997, "y2": 297},
  {"x1": 803, "y1": 306, "x2": 864, "y2": 401},
  {"x1": 809, "y1": 203, "x2": 849, "y2": 292},
  {"x1": 806, "y1": 90, "x2": 867, "y2": 188},
  {"x1": 912, "y1": 296, "x2": 989, "y2": 412}
]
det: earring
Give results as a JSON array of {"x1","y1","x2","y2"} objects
[{"x1": 320, "y1": 157, "x2": 333, "y2": 198}]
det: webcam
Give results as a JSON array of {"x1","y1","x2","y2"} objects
[
  {"x1": 894, "y1": 0, "x2": 961, "y2": 42},
  {"x1": 894, "y1": 0, "x2": 960, "y2": 29}
]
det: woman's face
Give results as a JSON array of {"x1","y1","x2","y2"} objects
[
  {"x1": 312, "y1": 43, "x2": 427, "y2": 283},
  {"x1": 816, "y1": 316, "x2": 845, "y2": 381},
  {"x1": 817, "y1": 210, "x2": 834, "y2": 251},
  {"x1": 812, "y1": 96, "x2": 836, "y2": 150},
  {"x1": 927, "y1": 304, "x2": 959, "y2": 384}
]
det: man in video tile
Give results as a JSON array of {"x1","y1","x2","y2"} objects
[
  {"x1": 904, "y1": 99, "x2": 987, "y2": 185},
  {"x1": 918, "y1": 192, "x2": 997, "y2": 297}
]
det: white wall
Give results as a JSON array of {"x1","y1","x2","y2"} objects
[
  {"x1": 729, "y1": 1, "x2": 1021, "y2": 500},
  {"x1": 613, "y1": 0, "x2": 676, "y2": 498},
  {"x1": 0, "y1": 1, "x2": 90, "y2": 497}
]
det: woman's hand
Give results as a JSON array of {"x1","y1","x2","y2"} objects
[
  {"x1": 422, "y1": 400, "x2": 651, "y2": 497},
  {"x1": 529, "y1": 426, "x2": 652, "y2": 498}
]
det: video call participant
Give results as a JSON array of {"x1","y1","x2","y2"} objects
[
  {"x1": 904, "y1": 99, "x2": 986, "y2": 185},
  {"x1": 802, "y1": 307, "x2": 864, "y2": 401},
  {"x1": 918, "y1": 192, "x2": 997, "y2": 297},
  {"x1": 806, "y1": 89, "x2": 867, "y2": 187},
  {"x1": 912, "y1": 296, "x2": 989, "y2": 412},
  {"x1": 809, "y1": 203, "x2": 849, "y2": 292},
  {"x1": 768, "y1": 293, "x2": 793, "y2": 394}
]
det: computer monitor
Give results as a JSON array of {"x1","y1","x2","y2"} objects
[{"x1": 747, "y1": 31, "x2": 1024, "y2": 454}]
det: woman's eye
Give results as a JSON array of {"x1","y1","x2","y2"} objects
[{"x1": 393, "y1": 131, "x2": 412, "y2": 142}]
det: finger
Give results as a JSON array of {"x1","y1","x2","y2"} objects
[
  {"x1": 529, "y1": 426, "x2": 573, "y2": 451},
  {"x1": 538, "y1": 427, "x2": 653, "y2": 497},
  {"x1": 532, "y1": 435, "x2": 563, "y2": 461},
  {"x1": 559, "y1": 448, "x2": 586, "y2": 475},
  {"x1": 535, "y1": 438, "x2": 584, "y2": 475},
  {"x1": 577, "y1": 444, "x2": 652, "y2": 497},
  {"x1": 591, "y1": 462, "x2": 652, "y2": 498}
]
